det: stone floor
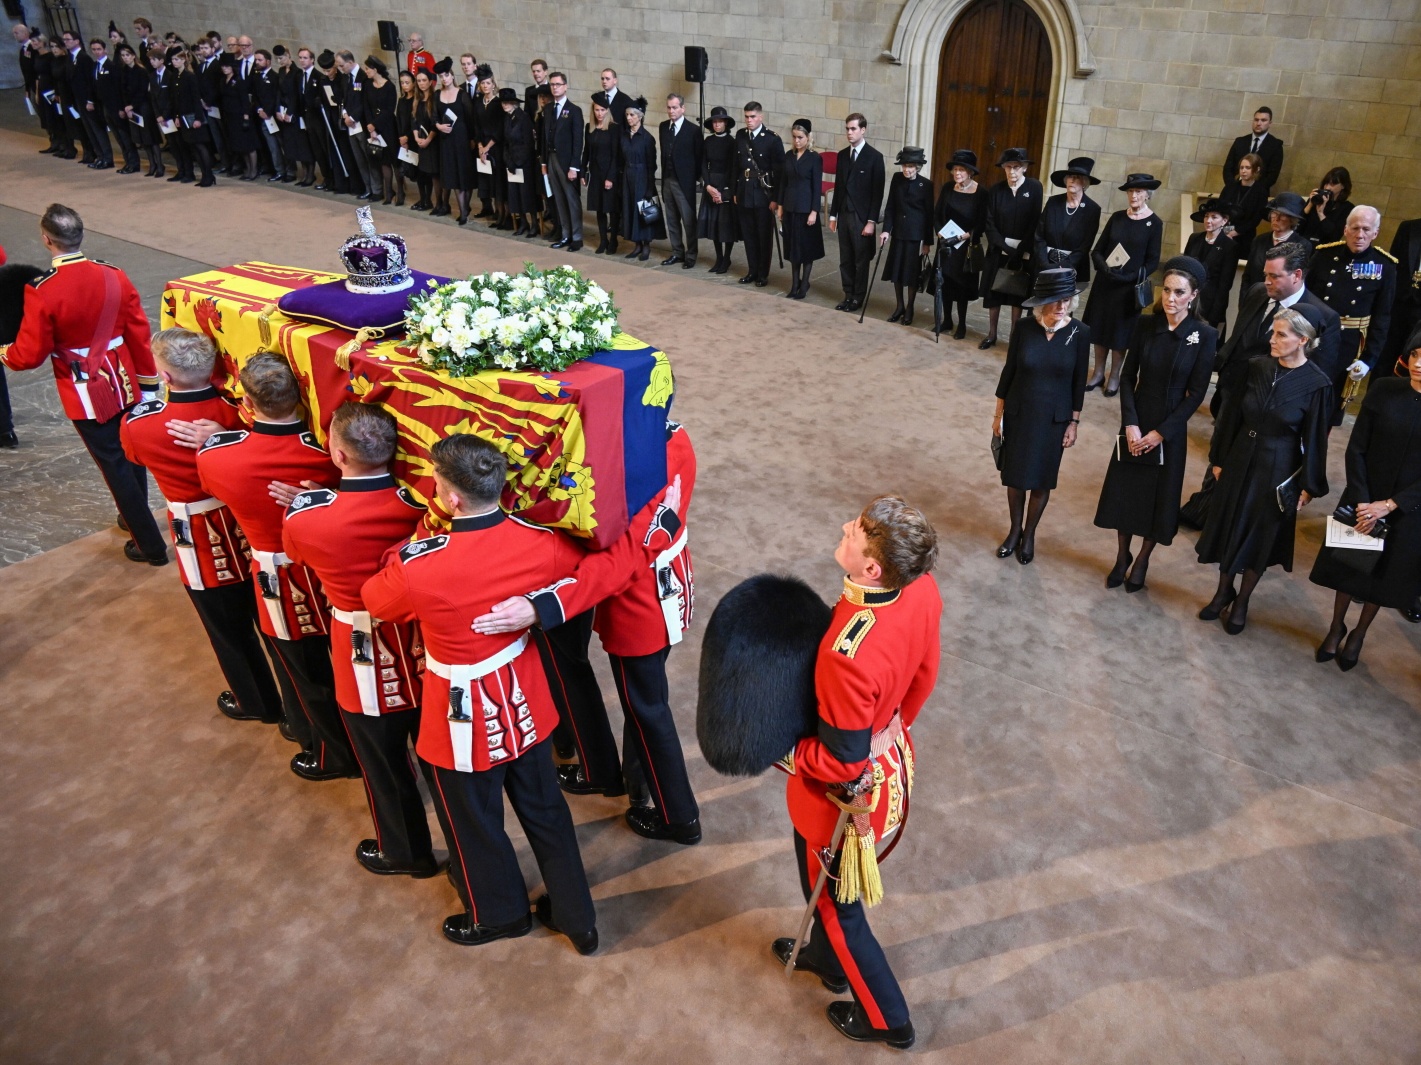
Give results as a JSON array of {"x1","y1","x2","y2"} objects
[{"x1": 1, "y1": 105, "x2": 1419, "y2": 1065}]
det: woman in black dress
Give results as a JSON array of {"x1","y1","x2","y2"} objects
[
  {"x1": 1034, "y1": 155, "x2": 1102, "y2": 288},
  {"x1": 980, "y1": 147, "x2": 1044, "y2": 349},
  {"x1": 216, "y1": 54, "x2": 258, "y2": 181},
  {"x1": 1220, "y1": 153, "x2": 1268, "y2": 247},
  {"x1": 1183, "y1": 198, "x2": 1237, "y2": 333},
  {"x1": 698, "y1": 106, "x2": 738, "y2": 274},
  {"x1": 934, "y1": 149, "x2": 984, "y2": 340},
  {"x1": 776, "y1": 119, "x2": 825, "y2": 300},
  {"x1": 878, "y1": 146, "x2": 933, "y2": 326},
  {"x1": 992, "y1": 268, "x2": 1091, "y2": 564},
  {"x1": 1196, "y1": 308, "x2": 1332, "y2": 634},
  {"x1": 1299, "y1": 166, "x2": 1355, "y2": 246},
  {"x1": 171, "y1": 49, "x2": 216, "y2": 187},
  {"x1": 1094, "y1": 256, "x2": 1217, "y2": 591},
  {"x1": 432, "y1": 58, "x2": 475, "y2": 223},
  {"x1": 116, "y1": 43, "x2": 161, "y2": 176},
  {"x1": 500, "y1": 88, "x2": 537, "y2": 236},
  {"x1": 361, "y1": 56, "x2": 398, "y2": 204},
  {"x1": 583, "y1": 93, "x2": 622, "y2": 253},
  {"x1": 619, "y1": 100, "x2": 664, "y2": 261},
  {"x1": 410, "y1": 69, "x2": 440, "y2": 212},
  {"x1": 393, "y1": 70, "x2": 416, "y2": 207},
  {"x1": 1310, "y1": 333, "x2": 1421, "y2": 670},
  {"x1": 1083, "y1": 173, "x2": 1163, "y2": 395},
  {"x1": 472, "y1": 67, "x2": 508, "y2": 228}
]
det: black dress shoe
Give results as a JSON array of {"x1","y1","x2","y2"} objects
[
  {"x1": 954, "y1": 323, "x2": 967, "y2": 339},
  {"x1": 0, "y1": 430, "x2": 18, "y2": 448},
  {"x1": 1016, "y1": 533, "x2": 1035, "y2": 565},
  {"x1": 754, "y1": 277, "x2": 767, "y2": 287},
  {"x1": 625, "y1": 806, "x2": 702, "y2": 845},
  {"x1": 355, "y1": 839, "x2": 444, "y2": 878},
  {"x1": 555, "y1": 763, "x2": 626, "y2": 797},
  {"x1": 835, "y1": 300, "x2": 851, "y2": 311},
  {"x1": 1404, "y1": 602, "x2": 1421, "y2": 623},
  {"x1": 1220, "y1": 603, "x2": 1246, "y2": 636},
  {"x1": 550, "y1": 238, "x2": 569, "y2": 248},
  {"x1": 123, "y1": 539, "x2": 168, "y2": 566},
  {"x1": 1106, "y1": 553, "x2": 1132, "y2": 589},
  {"x1": 887, "y1": 308, "x2": 904, "y2": 323},
  {"x1": 197, "y1": 176, "x2": 215, "y2": 187},
  {"x1": 567, "y1": 240, "x2": 582, "y2": 251},
  {"x1": 682, "y1": 260, "x2": 695, "y2": 269},
  {"x1": 995, "y1": 532, "x2": 1020, "y2": 559},
  {"x1": 738, "y1": 273, "x2": 756, "y2": 284},
  {"x1": 901, "y1": 309, "x2": 914, "y2": 326},
  {"x1": 443, "y1": 911, "x2": 533, "y2": 947},
  {"x1": 533, "y1": 894, "x2": 598, "y2": 955},
  {"x1": 313, "y1": 183, "x2": 328, "y2": 191},
  {"x1": 278, "y1": 718, "x2": 298, "y2": 744},
  {"x1": 167, "y1": 173, "x2": 184, "y2": 182},
  {"x1": 1197, "y1": 588, "x2": 1236, "y2": 621},
  {"x1": 826, "y1": 1001, "x2": 915, "y2": 1050},
  {"x1": 289, "y1": 751, "x2": 360, "y2": 781},
  {"x1": 1337, "y1": 634, "x2": 1364, "y2": 672},
  {"x1": 357, "y1": 192, "x2": 375, "y2": 201},
  {"x1": 979, "y1": 335, "x2": 998, "y2": 349},
  {"x1": 217, "y1": 690, "x2": 266, "y2": 720},
  {"x1": 1315, "y1": 625, "x2": 1347, "y2": 663},
  {"x1": 661, "y1": 254, "x2": 684, "y2": 266},
  {"x1": 770, "y1": 937, "x2": 849, "y2": 993}
]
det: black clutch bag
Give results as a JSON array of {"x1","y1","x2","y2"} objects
[
  {"x1": 1275, "y1": 467, "x2": 1303, "y2": 513},
  {"x1": 1324, "y1": 502, "x2": 1390, "y2": 574},
  {"x1": 1115, "y1": 432, "x2": 1164, "y2": 466},
  {"x1": 991, "y1": 433, "x2": 1004, "y2": 471}
]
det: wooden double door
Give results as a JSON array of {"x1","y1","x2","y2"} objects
[{"x1": 932, "y1": 0, "x2": 1052, "y2": 182}]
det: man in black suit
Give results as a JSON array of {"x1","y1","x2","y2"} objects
[
  {"x1": 542, "y1": 71, "x2": 584, "y2": 251},
  {"x1": 600, "y1": 68, "x2": 633, "y2": 129},
  {"x1": 251, "y1": 50, "x2": 289, "y2": 181},
  {"x1": 59, "y1": 31, "x2": 95, "y2": 164},
  {"x1": 733, "y1": 101, "x2": 785, "y2": 287},
  {"x1": 90, "y1": 39, "x2": 137, "y2": 172},
  {"x1": 658, "y1": 94, "x2": 702, "y2": 268},
  {"x1": 828, "y1": 112, "x2": 885, "y2": 312},
  {"x1": 195, "y1": 39, "x2": 227, "y2": 168},
  {"x1": 78, "y1": 38, "x2": 116, "y2": 169},
  {"x1": 524, "y1": 58, "x2": 549, "y2": 114},
  {"x1": 337, "y1": 50, "x2": 379, "y2": 199},
  {"x1": 131, "y1": 18, "x2": 155, "y2": 65},
  {"x1": 313, "y1": 50, "x2": 355, "y2": 194},
  {"x1": 1223, "y1": 106, "x2": 1285, "y2": 193}
]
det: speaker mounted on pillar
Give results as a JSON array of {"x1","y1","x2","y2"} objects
[
  {"x1": 377, "y1": 20, "x2": 401, "y2": 52},
  {"x1": 684, "y1": 46, "x2": 708, "y2": 83}
]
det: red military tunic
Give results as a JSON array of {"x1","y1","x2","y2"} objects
[
  {"x1": 362, "y1": 504, "x2": 682, "y2": 773},
  {"x1": 196, "y1": 420, "x2": 340, "y2": 641},
  {"x1": 0, "y1": 253, "x2": 157, "y2": 421},
  {"x1": 527, "y1": 422, "x2": 694, "y2": 656},
  {"x1": 120, "y1": 386, "x2": 250, "y2": 590},
  {"x1": 282, "y1": 474, "x2": 426, "y2": 716},
  {"x1": 783, "y1": 574, "x2": 942, "y2": 849}
]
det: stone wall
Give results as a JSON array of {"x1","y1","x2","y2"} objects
[{"x1": 71, "y1": 0, "x2": 1421, "y2": 248}]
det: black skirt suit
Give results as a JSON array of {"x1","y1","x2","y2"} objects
[
  {"x1": 502, "y1": 106, "x2": 537, "y2": 213},
  {"x1": 1093, "y1": 314, "x2": 1216, "y2": 544},
  {"x1": 1183, "y1": 231, "x2": 1238, "y2": 328},
  {"x1": 934, "y1": 185, "x2": 985, "y2": 302},
  {"x1": 778, "y1": 149, "x2": 825, "y2": 264},
  {"x1": 582, "y1": 124, "x2": 622, "y2": 214},
  {"x1": 981, "y1": 178, "x2": 1043, "y2": 308},
  {"x1": 1082, "y1": 211, "x2": 1163, "y2": 350},
  {"x1": 880, "y1": 173, "x2": 933, "y2": 284},
  {"x1": 1033, "y1": 193, "x2": 1101, "y2": 284},
  {"x1": 996, "y1": 315, "x2": 1092, "y2": 490}
]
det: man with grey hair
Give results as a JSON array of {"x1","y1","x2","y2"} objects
[
  {"x1": 1306, "y1": 204, "x2": 1397, "y2": 421},
  {"x1": 406, "y1": 32, "x2": 434, "y2": 76},
  {"x1": 659, "y1": 93, "x2": 702, "y2": 269}
]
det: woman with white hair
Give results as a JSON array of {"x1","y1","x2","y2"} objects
[{"x1": 1196, "y1": 307, "x2": 1332, "y2": 635}]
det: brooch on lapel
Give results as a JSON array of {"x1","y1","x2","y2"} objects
[{"x1": 1186, "y1": 331, "x2": 1200, "y2": 345}]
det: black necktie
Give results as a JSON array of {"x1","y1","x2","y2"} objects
[
  {"x1": 1259, "y1": 299, "x2": 1278, "y2": 339},
  {"x1": 1252, "y1": 136, "x2": 1260, "y2": 153}
]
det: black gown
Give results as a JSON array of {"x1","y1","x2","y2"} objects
[
  {"x1": 582, "y1": 124, "x2": 621, "y2": 213},
  {"x1": 697, "y1": 132, "x2": 738, "y2": 242},
  {"x1": 435, "y1": 90, "x2": 475, "y2": 192},
  {"x1": 1083, "y1": 211, "x2": 1163, "y2": 350},
  {"x1": 1183, "y1": 231, "x2": 1239, "y2": 328},
  {"x1": 1309, "y1": 378, "x2": 1421, "y2": 607},
  {"x1": 934, "y1": 184, "x2": 985, "y2": 302},
  {"x1": 995, "y1": 316, "x2": 1092, "y2": 490},
  {"x1": 981, "y1": 178, "x2": 1044, "y2": 308},
  {"x1": 778, "y1": 150, "x2": 825, "y2": 264},
  {"x1": 502, "y1": 107, "x2": 536, "y2": 212},
  {"x1": 1196, "y1": 356, "x2": 1332, "y2": 574},
  {"x1": 1093, "y1": 314, "x2": 1217, "y2": 544},
  {"x1": 1033, "y1": 194, "x2": 1101, "y2": 284},
  {"x1": 620, "y1": 126, "x2": 666, "y2": 241},
  {"x1": 880, "y1": 173, "x2": 933, "y2": 284}
]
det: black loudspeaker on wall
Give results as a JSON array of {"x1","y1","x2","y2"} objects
[
  {"x1": 377, "y1": 20, "x2": 401, "y2": 52},
  {"x1": 684, "y1": 46, "x2": 708, "y2": 83}
]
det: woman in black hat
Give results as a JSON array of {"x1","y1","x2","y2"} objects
[
  {"x1": 1183, "y1": 198, "x2": 1237, "y2": 332},
  {"x1": 933, "y1": 148, "x2": 984, "y2": 339},
  {"x1": 619, "y1": 99, "x2": 665, "y2": 260},
  {"x1": 992, "y1": 268, "x2": 1090, "y2": 564},
  {"x1": 472, "y1": 65, "x2": 508, "y2": 226},
  {"x1": 1309, "y1": 331, "x2": 1421, "y2": 670},
  {"x1": 216, "y1": 54, "x2": 259, "y2": 181},
  {"x1": 1093, "y1": 256, "x2": 1217, "y2": 590},
  {"x1": 878, "y1": 147, "x2": 933, "y2": 325},
  {"x1": 776, "y1": 119, "x2": 824, "y2": 299},
  {"x1": 1034, "y1": 156, "x2": 1102, "y2": 290},
  {"x1": 500, "y1": 87, "x2": 537, "y2": 236},
  {"x1": 980, "y1": 147, "x2": 1044, "y2": 349},
  {"x1": 409, "y1": 68, "x2": 441, "y2": 211},
  {"x1": 583, "y1": 92, "x2": 623, "y2": 253},
  {"x1": 1082, "y1": 173, "x2": 1163, "y2": 395},
  {"x1": 698, "y1": 106, "x2": 739, "y2": 274},
  {"x1": 432, "y1": 57, "x2": 475, "y2": 222},
  {"x1": 361, "y1": 56, "x2": 399, "y2": 203},
  {"x1": 1196, "y1": 308, "x2": 1331, "y2": 635},
  {"x1": 1219, "y1": 152, "x2": 1268, "y2": 245},
  {"x1": 1241, "y1": 192, "x2": 1307, "y2": 289}
]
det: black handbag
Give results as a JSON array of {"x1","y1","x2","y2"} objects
[
  {"x1": 1134, "y1": 268, "x2": 1154, "y2": 310},
  {"x1": 1115, "y1": 431, "x2": 1164, "y2": 466},
  {"x1": 636, "y1": 197, "x2": 661, "y2": 224},
  {"x1": 967, "y1": 241, "x2": 985, "y2": 272},
  {"x1": 990, "y1": 433, "x2": 1004, "y2": 471},
  {"x1": 990, "y1": 266, "x2": 1031, "y2": 300},
  {"x1": 1324, "y1": 503, "x2": 1390, "y2": 574}
]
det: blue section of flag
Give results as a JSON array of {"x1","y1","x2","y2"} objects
[{"x1": 587, "y1": 346, "x2": 671, "y2": 517}]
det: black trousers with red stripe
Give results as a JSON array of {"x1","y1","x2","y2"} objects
[
  {"x1": 185, "y1": 581, "x2": 282, "y2": 720},
  {"x1": 72, "y1": 414, "x2": 167, "y2": 559},
  {"x1": 610, "y1": 649, "x2": 698, "y2": 826},
  {"x1": 341, "y1": 708, "x2": 434, "y2": 865},
  {"x1": 269, "y1": 634, "x2": 356, "y2": 772},
  {"x1": 536, "y1": 610, "x2": 621, "y2": 788},
  {"x1": 794, "y1": 830, "x2": 909, "y2": 1030},
  {"x1": 422, "y1": 738, "x2": 595, "y2": 935}
]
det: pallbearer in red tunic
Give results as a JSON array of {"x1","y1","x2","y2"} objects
[
  {"x1": 281, "y1": 402, "x2": 437, "y2": 878},
  {"x1": 120, "y1": 328, "x2": 282, "y2": 724},
  {"x1": 775, "y1": 496, "x2": 941, "y2": 1050},
  {"x1": 362, "y1": 434, "x2": 683, "y2": 951},
  {"x1": 195, "y1": 352, "x2": 355, "y2": 781}
]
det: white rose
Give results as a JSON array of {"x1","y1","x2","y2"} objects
[{"x1": 537, "y1": 337, "x2": 554, "y2": 353}]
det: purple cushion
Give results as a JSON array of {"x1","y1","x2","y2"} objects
[{"x1": 277, "y1": 270, "x2": 448, "y2": 333}]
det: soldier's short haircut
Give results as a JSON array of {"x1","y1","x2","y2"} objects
[
  {"x1": 1264, "y1": 241, "x2": 1310, "y2": 275},
  {"x1": 239, "y1": 351, "x2": 301, "y2": 417},
  {"x1": 40, "y1": 203, "x2": 83, "y2": 251},
  {"x1": 744, "y1": 101, "x2": 763, "y2": 113},
  {"x1": 330, "y1": 401, "x2": 398, "y2": 466},
  {"x1": 431, "y1": 434, "x2": 506, "y2": 506},
  {"x1": 151, "y1": 327, "x2": 215, "y2": 385},
  {"x1": 859, "y1": 495, "x2": 938, "y2": 589}
]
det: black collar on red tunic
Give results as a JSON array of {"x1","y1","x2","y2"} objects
[
  {"x1": 451, "y1": 509, "x2": 506, "y2": 532},
  {"x1": 340, "y1": 473, "x2": 395, "y2": 492},
  {"x1": 251, "y1": 419, "x2": 307, "y2": 436},
  {"x1": 166, "y1": 385, "x2": 219, "y2": 404},
  {"x1": 842, "y1": 578, "x2": 902, "y2": 607}
]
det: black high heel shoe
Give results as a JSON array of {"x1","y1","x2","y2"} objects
[
  {"x1": 1337, "y1": 632, "x2": 1364, "y2": 671},
  {"x1": 887, "y1": 307, "x2": 904, "y2": 323},
  {"x1": 1198, "y1": 587, "x2": 1236, "y2": 621},
  {"x1": 1124, "y1": 562, "x2": 1148, "y2": 593},
  {"x1": 1106, "y1": 553, "x2": 1133, "y2": 589},
  {"x1": 1315, "y1": 625, "x2": 1348, "y2": 663},
  {"x1": 1085, "y1": 376, "x2": 1104, "y2": 393},
  {"x1": 996, "y1": 531, "x2": 1021, "y2": 559},
  {"x1": 1102, "y1": 378, "x2": 1121, "y2": 398},
  {"x1": 1220, "y1": 601, "x2": 1247, "y2": 635}
]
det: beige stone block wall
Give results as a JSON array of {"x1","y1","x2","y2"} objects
[{"x1": 78, "y1": 0, "x2": 1421, "y2": 250}]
